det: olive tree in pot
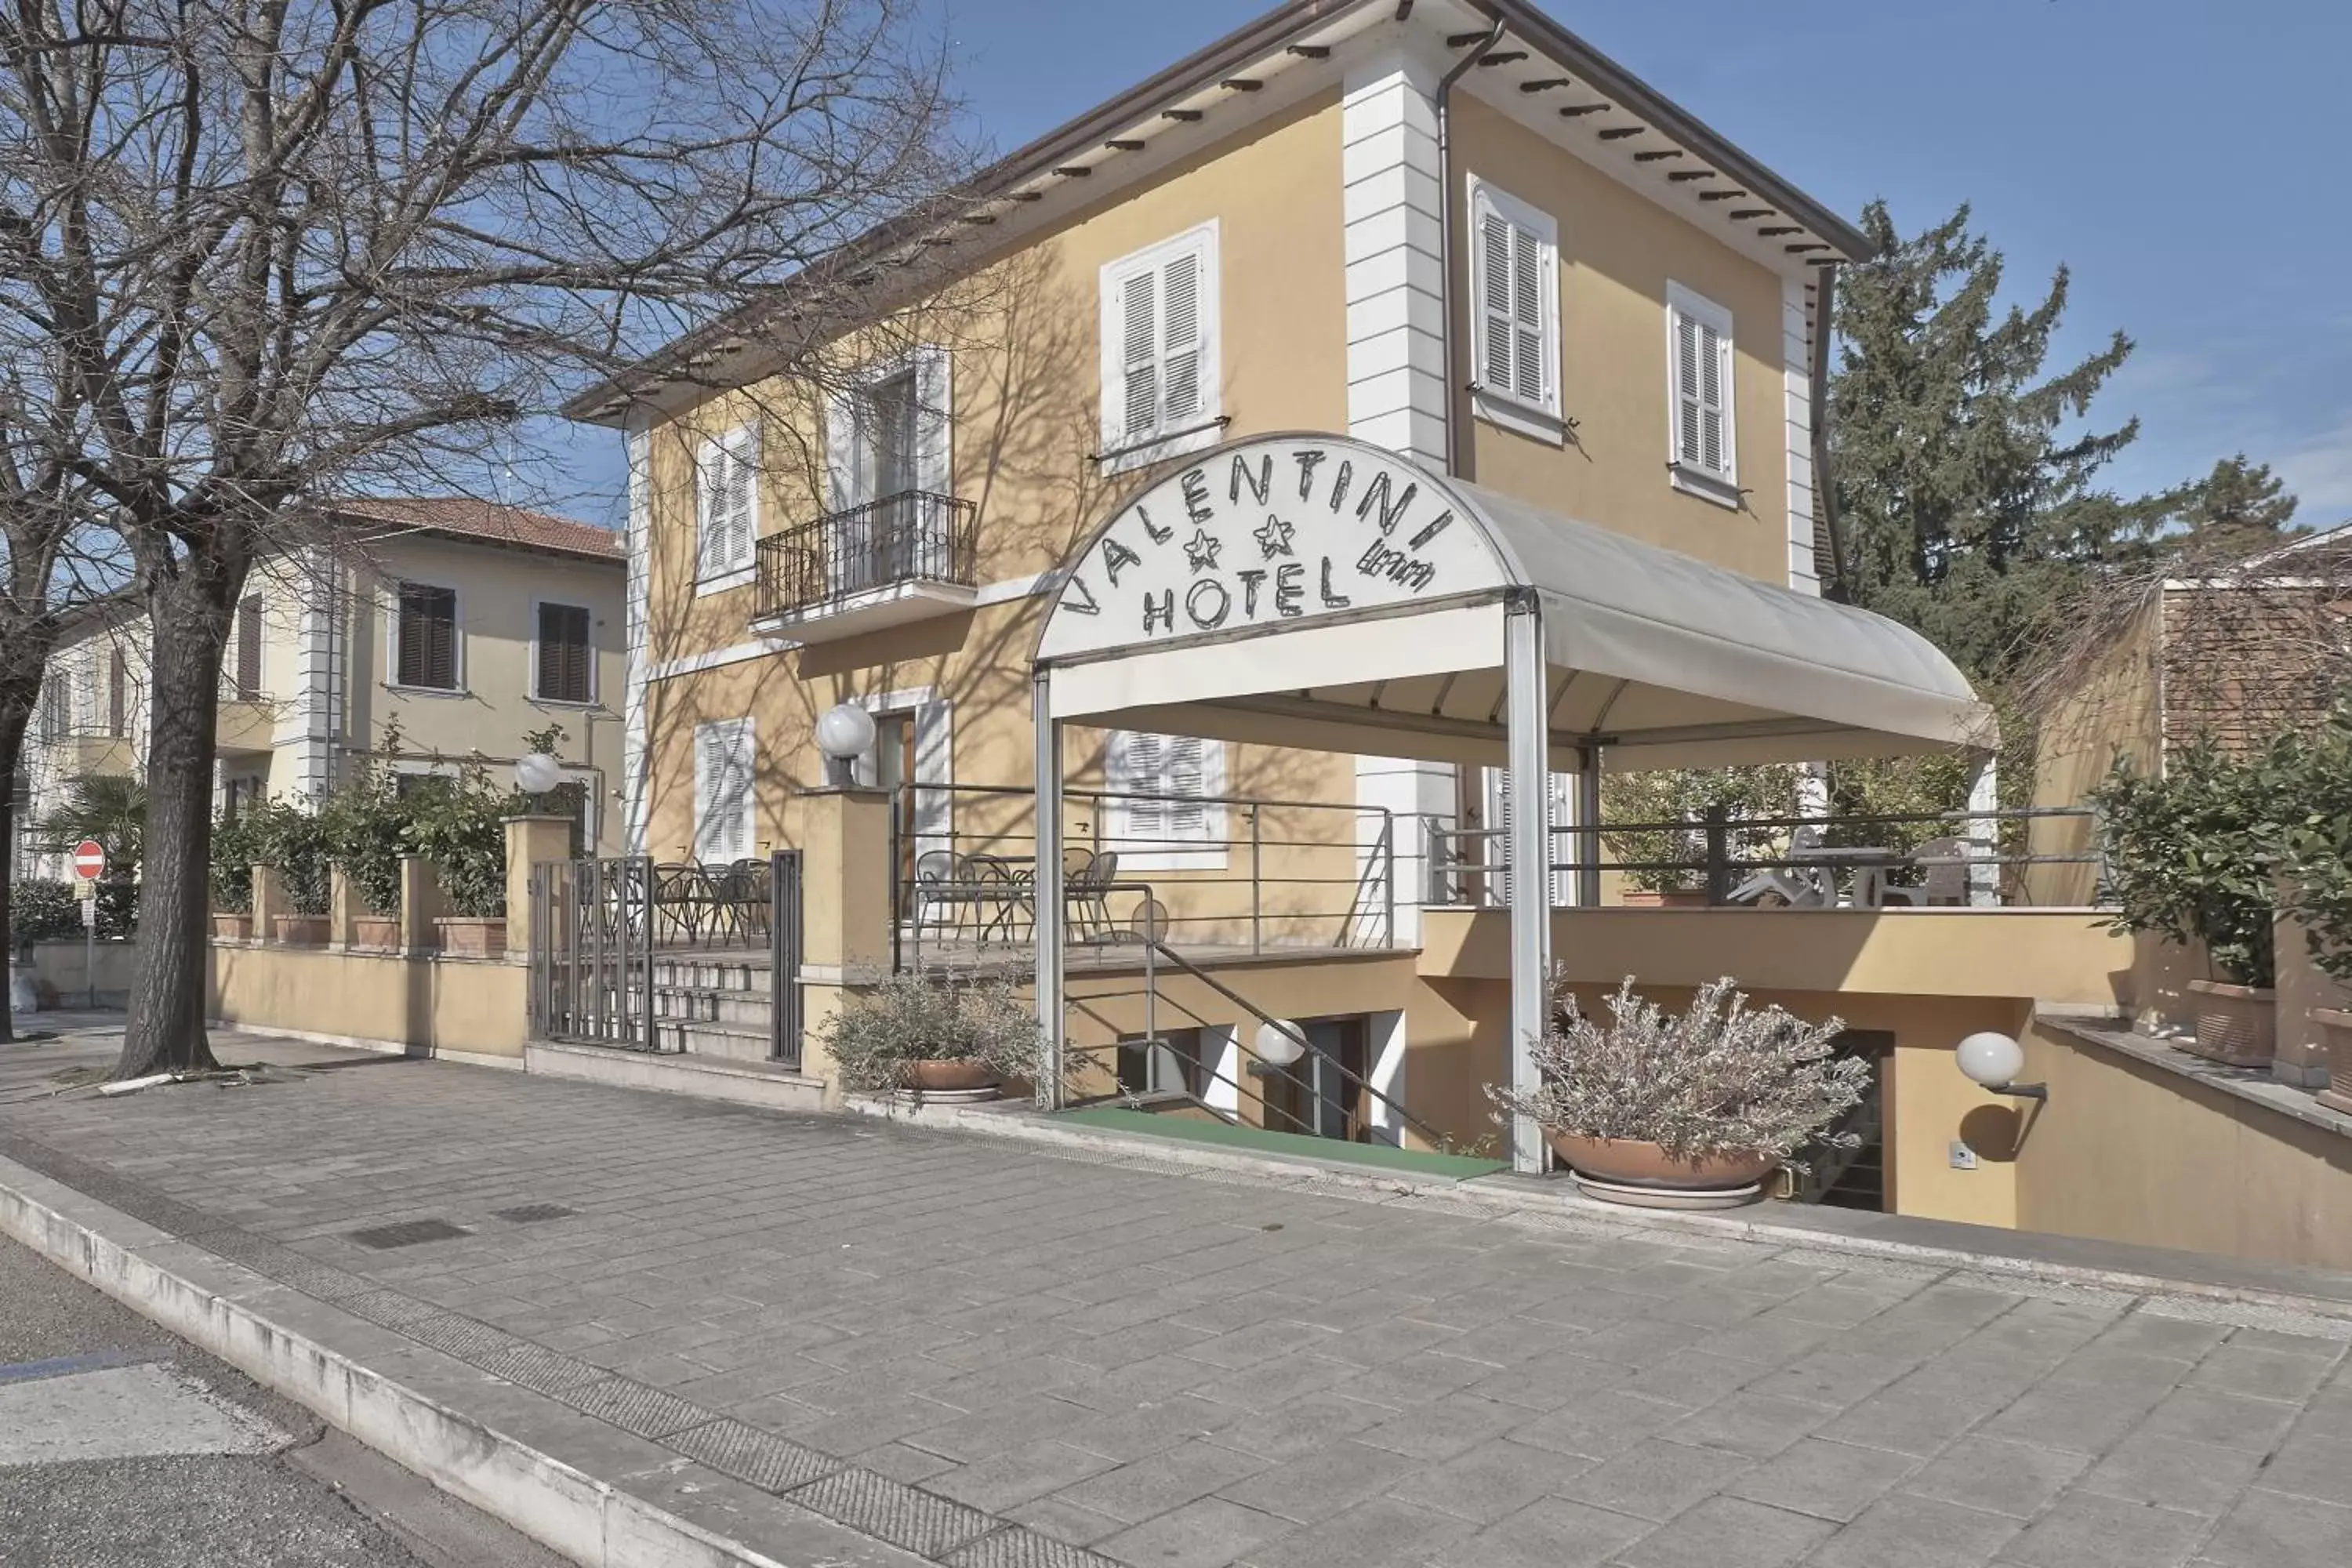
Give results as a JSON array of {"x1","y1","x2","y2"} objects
[
  {"x1": 820, "y1": 970, "x2": 1046, "y2": 1101},
  {"x1": 2094, "y1": 736, "x2": 2282, "y2": 1066},
  {"x1": 1486, "y1": 973, "x2": 1866, "y2": 1207}
]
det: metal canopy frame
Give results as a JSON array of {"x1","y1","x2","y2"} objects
[{"x1": 1029, "y1": 434, "x2": 1991, "y2": 1174}]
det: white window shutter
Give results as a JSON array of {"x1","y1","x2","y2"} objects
[
  {"x1": 914, "y1": 347, "x2": 953, "y2": 495},
  {"x1": 911, "y1": 701, "x2": 953, "y2": 858},
  {"x1": 1160, "y1": 249, "x2": 1202, "y2": 426},
  {"x1": 1511, "y1": 224, "x2": 1544, "y2": 406},
  {"x1": 1479, "y1": 205, "x2": 1514, "y2": 396},
  {"x1": 1675, "y1": 312, "x2": 1703, "y2": 468},
  {"x1": 1668, "y1": 288, "x2": 1736, "y2": 485},
  {"x1": 694, "y1": 720, "x2": 753, "y2": 862},
  {"x1": 1120, "y1": 269, "x2": 1159, "y2": 440},
  {"x1": 1700, "y1": 321, "x2": 1727, "y2": 475},
  {"x1": 1165, "y1": 735, "x2": 1207, "y2": 842}
]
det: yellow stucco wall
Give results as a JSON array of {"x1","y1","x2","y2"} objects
[
  {"x1": 208, "y1": 942, "x2": 528, "y2": 1061},
  {"x1": 2016, "y1": 1020, "x2": 2352, "y2": 1271},
  {"x1": 1447, "y1": 93, "x2": 1798, "y2": 584}
]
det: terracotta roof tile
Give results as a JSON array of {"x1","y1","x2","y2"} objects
[{"x1": 333, "y1": 496, "x2": 621, "y2": 561}]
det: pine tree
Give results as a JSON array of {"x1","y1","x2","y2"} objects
[
  {"x1": 1828, "y1": 202, "x2": 2174, "y2": 684},
  {"x1": 2172, "y1": 454, "x2": 2299, "y2": 554}
]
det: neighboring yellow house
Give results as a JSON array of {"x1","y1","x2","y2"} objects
[{"x1": 19, "y1": 499, "x2": 627, "y2": 863}]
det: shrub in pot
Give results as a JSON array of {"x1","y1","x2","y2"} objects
[
  {"x1": 820, "y1": 970, "x2": 1044, "y2": 1098},
  {"x1": 1486, "y1": 972, "x2": 1866, "y2": 1203},
  {"x1": 249, "y1": 799, "x2": 333, "y2": 946},
  {"x1": 2274, "y1": 700, "x2": 2352, "y2": 1107},
  {"x1": 403, "y1": 763, "x2": 510, "y2": 956},
  {"x1": 2094, "y1": 737, "x2": 2283, "y2": 1065},
  {"x1": 208, "y1": 807, "x2": 261, "y2": 939},
  {"x1": 321, "y1": 745, "x2": 413, "y2": 950}
]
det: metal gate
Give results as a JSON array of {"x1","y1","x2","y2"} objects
[
  {"x1": 529, "y1": 851, "x2": 804, "y2": 1061},
  {"x1": 529, "y1": 856, "x2": 658, "y2": 1050}
]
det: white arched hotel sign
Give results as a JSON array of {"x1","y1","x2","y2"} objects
[{"x1": 1036, "y1": 435, "x2": 1507, "y2": 663}]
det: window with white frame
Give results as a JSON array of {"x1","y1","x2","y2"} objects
[
  {"x1": 1665, "y1": 282, "x2": 1737, "y2": 502},
  {"x1": 1105, "y1": 729, "x2": 1226, "y2": 870},
  {"x1": 692, "y1": 717, "x2": 756, "y2": 862},
  {"x1": 695, "y1": 423, "x2": 760, "y2": 588},
  {"x1": 1099, "y1": 223, "x2": 1220, "y2": 470},
  {"x1": 823, "y1": 347, "x2": 953, "y2": 595},
  {"x1": 1469, "y1": 179, "x2": 1561, "y2": 437}
]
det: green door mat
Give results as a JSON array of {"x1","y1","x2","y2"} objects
[{"x1": 1058, "y1": 1105, "x2": 1507, "y2": 1180}]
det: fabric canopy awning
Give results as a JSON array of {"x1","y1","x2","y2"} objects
[{"x1": 1033, "y1": 434, "x2": 1991, "y2": 769}]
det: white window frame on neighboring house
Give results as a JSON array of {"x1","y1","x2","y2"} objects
[
  {"x1": 1098, "y1": 221, "x2": 1221, "y2": 474},
  {"x1": 386, "y1": 578, "x2": 466, "y2": 695},
  {"x1": 1665, "y1": 281, "x2": 1740, "y2": 508},
  {"x1": 695, "y1": 422, "x2": 760, "y2": 593},
  {"x1": 1468, "y1": 176, "x2": 1563, "y2": 445},
  {"x1": 692, "y1": 717, "x2": 756, "y2": 863},
  {"x1": 1105, "y1": 729, "x2": 1227, "y2": 872}
]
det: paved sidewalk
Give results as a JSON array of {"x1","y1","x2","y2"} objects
[{"x1": 5, "y1": 1029, "x2": 2352, "y2": 1568}]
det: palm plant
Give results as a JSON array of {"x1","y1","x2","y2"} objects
[{"x1": 34, "y1": 775, "x2": 147, "y2": 936}]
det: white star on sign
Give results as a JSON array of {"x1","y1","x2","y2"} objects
[
  {"x1": 1254, "y1": 515, "x2": 1294, "y2": 560},
  {"x1": 1184, "y1": 527, "x2": 1223, "y2": 574}
]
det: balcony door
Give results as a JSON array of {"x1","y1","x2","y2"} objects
[{"x1": 835, "y1": 369, "x2": 920, "y2": 597}]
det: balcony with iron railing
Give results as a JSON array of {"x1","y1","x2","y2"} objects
[{"x1": 752, "y1": 490, "x2": 979, "y2": 641}]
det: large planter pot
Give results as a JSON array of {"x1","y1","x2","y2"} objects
[
  {"x1": 1545, "y1": 1131, "x2": 1776, "y2": 1209},
  {"x1": 434, "y1": 917, "x2": 506, "y2": 959},
  {"x1": 1620, "y1": 889, "x2": 1711, "y2": 909},
  {"x1": 272, "y1": 915, "x2": 330, "y2": 948},
  {"x1": 2180, "y1": 979, "x2": 2277, "y2": 1069},
  {"x1": 902, "y1": 1059, "x2": 996, "y2": 1093},
  {"x1": 350, "y1": 915, "x2": 401, "y2": 953},
  {"x1": 2316, "y1": 1010, "x2": 2352, "y2": 1116},
  {"x1": 211, "y1": 913, "x2": 252, "y2": 942}
]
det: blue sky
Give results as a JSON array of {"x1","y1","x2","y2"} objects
[{"x1": 525, "y1": 0, "x2": 2350, "y2": 532}]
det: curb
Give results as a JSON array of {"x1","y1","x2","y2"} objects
[
  {"x1": 860, "y1": 1096, "x2": 2352, "y2": 1328},
  {"x1": 0, "y1": 1165, "x2": 798, "y2": 1568}
]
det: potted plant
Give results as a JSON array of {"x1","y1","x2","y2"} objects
[
  {"x1": 2094, "y1": 737, "x2": 2281, "y2": 1066},
  {"x1": 819, "y1": 970, "x2": 1044, "y2": 1099},
  {"x1": 1486, "y1": 972, "x2": 1867, "y2": 1206},
  {"x1": 2275, "y1": 701, "x2": 2352, "y2": 1109},
  {"x1": 322, "y1": 725, "x2": 412, "y2": 951},
  {"x1": 249, "y1": 799, "x2": 332, "y2": 946},
  {"x1": 208, "y1": 805, "x2": 260, "y2": 940},
  {"x1": 1601, "y1": 764, "x2": 1802, "y2": 906},
  {"x1": 404, "y1": 762, "x2": 509, "y2": 957}
]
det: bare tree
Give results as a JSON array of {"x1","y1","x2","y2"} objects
[{"x1": 0, "y1": 0, "x2": 967, "y2": 1076}]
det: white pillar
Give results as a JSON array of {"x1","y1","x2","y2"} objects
[
  {"x1": 1572, "y1": 744, "x2": 1602, "y2": 908},
  {"x1": 1967, "y1": 754, "x2": 1999, "y2": 907},
  {"x1": 621, "y1": 416, "x2": 652, "y2": 858},
  {"x1": 1032, "y1": 671, "x2": 1065, "y2": 1109},
  {"x1": 1504, "y1": 597, "x2": 1553, "y2": 1174}
]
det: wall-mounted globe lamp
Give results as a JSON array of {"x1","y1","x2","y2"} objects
[{"x1": 1955, "y1": 1031, "x2": 2047, "y2": 1102}]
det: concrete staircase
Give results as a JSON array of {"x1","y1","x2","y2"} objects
[{"x1": 649, "y1": 955, "x2": 775, "y2": 1062}]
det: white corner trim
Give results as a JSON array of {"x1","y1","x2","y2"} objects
[
  {"x1": 1344, "y1": 50, "x2": 1447, "y2": 469},
  {"x1": 1783, "y1": 274, "x2": 1822, "y2": 597},
  {"x1": 622, "y1": 417, "x2": 651, "y2": 856}
]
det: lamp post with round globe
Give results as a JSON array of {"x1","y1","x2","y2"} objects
[
  {"x1": 1955, "y1": 1030, "x2": 2047, "y2": 1102},
  {"x1": 815, "y1": 703, "x2": 878, "y2": 788},
  {"x1": 1254, "y1": 1020, "x2": 1306, "y2": 1069},
  {"x1": 514, "y1": 751, "x2": 564, "y2": 797}
]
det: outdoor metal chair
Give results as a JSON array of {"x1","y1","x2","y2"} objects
[
  {"x1": 1879, "y1": 837, "x2": 1971, "y2": 906},
  {"x1": 652, "y1": 862, "x2": 706, "y2": 944}
]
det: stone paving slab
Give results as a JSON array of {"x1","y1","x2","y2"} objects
[{"x1": 5, "y1": 1028, "x2": 2352, "y2": 1568}]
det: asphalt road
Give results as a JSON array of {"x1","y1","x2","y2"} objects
[{"x1": 0, "y1": 1232, "x2": 570, "y2": 1568}]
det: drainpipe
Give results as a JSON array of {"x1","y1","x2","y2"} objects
[{"x1": 1436, "y1": 14, "x2": 1506, "y2": 481}]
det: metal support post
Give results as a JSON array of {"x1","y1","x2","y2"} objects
[
  {"x1": 1574, "y1": 744, "x2": 1602, "y2": 908},
  {"x1": 1032, "y1": 672, "x2": 1065, "y2": 1109},
  {"x1": 1503, "y1": 596, "x2": 1553, "y2": 1174}
]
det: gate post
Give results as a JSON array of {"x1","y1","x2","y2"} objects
[
  {"x1": 502, "y1": 815, "x2": 577, "y2": 967},
  {"x1": 793, "y1": 786, "x2": 893, "y2": 1100}
]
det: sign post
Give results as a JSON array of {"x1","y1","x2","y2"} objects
[{"x1": 72, "y1": 840, "x2": 105, "y2": 1010}]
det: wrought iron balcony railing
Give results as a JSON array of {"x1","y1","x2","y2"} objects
[{"x1": 754, "y1": 490, "x2": 978, "y2": 622}]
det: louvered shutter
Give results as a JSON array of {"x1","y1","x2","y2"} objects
[
  {"x1": 698, "y1": 426, "x2": 757, "y2": 578},
  {"x1": 1671, "y1": 297, "x2": 1733, "y2": 481},
  {"x1": 235, "y1": 597, "x2": 263, "y2": 698},
  {"x1": 1479, "y1": 208, "x2": 1515, "y2": 397},
  {"x1": 107, "y1": 650, "x2": 127, "y2": 737},
  {"x1": 1112, "y1": 730, "x2": 1167, "y2": 845},
  {"x1": 1164, "y1": 735, "x2": 1208, "y2": 843},
  {"x1": 1486, "y1": 768, "x2": 1577, "y2": 907},
  {"x1": 1160, "y1": 251, "x2": 1202, "y2": 427},
  {"x1": 427, "y1": 593, "x2": 456, "y2": 688},
  {"x1": 1120, "y1": 269, "x2": 1159, "y2": 440},
  {"x1": 694, "y1": 720, "x2": 752, "y2": 862}
]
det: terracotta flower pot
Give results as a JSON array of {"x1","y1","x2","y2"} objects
[
  {"x1": 351, "y1": 915, "x2": 401, "y2": 952},
  {"x1": 434, "y1": 917, "x2": 506, "y2": 959},
  {"x1": 2316, "y1": 1009, "x2": 2352, "y2": 1116},
  {"x1": 902, "y1": 1059, "x2": 996, "y2": 1092},
  {"x1": 1544, "y1": 1131, "x2": 1778, "y2": 1192},
  {"x1": 2181, "y1": 979, "x2": 2276, "y2": 1069},
  {"x1": 273, "y1": 915, "x2": 330, "y2": 948},
  {"x1": 211, "y1": 913, "x2": 252, "y2": 942}
]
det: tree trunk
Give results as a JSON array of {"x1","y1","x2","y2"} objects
[
  {"x1": 0, "y1": 662, "x2": 46, "y2": 1047},
  {"x1": 114, "y1": 561, "x2": 240, "y2": 1078}
]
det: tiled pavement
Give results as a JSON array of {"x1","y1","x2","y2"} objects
[{"x1": 5, "y1": 1033, "x2": 2352, "y2": 1568}]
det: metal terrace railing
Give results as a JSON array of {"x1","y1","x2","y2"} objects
[
  {"x1": 753, "y1": 489, "x2": 978, "y2": 621},
  {"x1": 1426, "y1": 805, "x2": 2111, "y2": 909},
  {"x1": 888, "y1": 782, "x2": 1398, "y2": 971}
]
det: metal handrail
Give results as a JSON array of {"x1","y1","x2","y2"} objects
[
  {"x1": 753, "y1": 488, "x2": 978, "y2": 619},
  {"x1": 1135, "y1": 935, "x2": 1454, "y2": 1152}
]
